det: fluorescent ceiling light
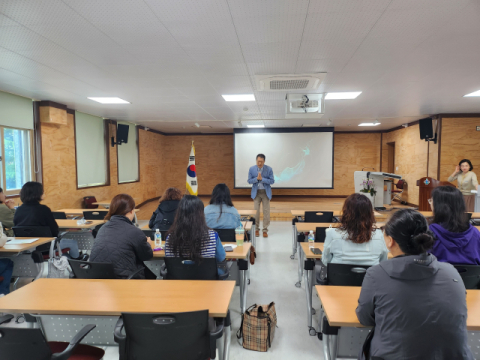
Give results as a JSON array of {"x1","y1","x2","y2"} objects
[
  {"x1": 358, "y1": 122, "x2": 381, "y2": 126},
  {"x1": 88, "y1": 97, "x2": 130, "y2": 104},
  {"x1": 302, "y1": 124, "x2": 319, "y2": 127},
  {"x1": 222, "y1": 94, "x2": 255, "y2": 102},
  {"x1": 464, "y1": 90, "x2": 480, "y2": 97},
  {"x1": 325, "y1": 92, "x2": 362, "y2": 100},
  {"x1": 247, "y1": 125, "x2": 264, "y2": 128}
]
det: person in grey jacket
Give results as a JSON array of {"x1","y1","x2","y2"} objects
[
  {"x1": 90, "y1": 194, "x2": 154, "y2": 279},
  {"x1": 356, "y1": 209, "x2": 473, "y2": 360}
]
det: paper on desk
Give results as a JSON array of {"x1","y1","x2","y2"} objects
[
  {"x1": 223, "y1": 244, "x2": 237, "y2": 249},
  {"x1": 6, "y1": 238, "x2": 39, "y2": 244}
]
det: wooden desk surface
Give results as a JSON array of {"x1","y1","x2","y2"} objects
[
  {"x1": 0, "y1": 237, "x2": 55, "y2": 253},
  {"x1": 0, "y1": 279, "x2": 235, "y2": 318},
  {"x1": 152, "y1": 242, "x2": 251, "y2": 260},
  {"x1": 56, "y1": 219, "x2": 104, "y2": 229},
  {"x1": 238, "y1": 209, "x2": 256, "y2": 216},
  {"x1": 300, "y1": 242, "x2": 393, "y2": 260},
  {"x1": 418, "y1": 211, "x2": 480, "y2": 219},
  {"x1": 291, "y1": 210, "x2": 382, "y2": 217},
  {"x1": 316, "y1": 286, "x2": 480, "y2": 331},
  {"x1": 296, "y1": 222, "x2": 385, "y2": 232},
  {"x1": 57, "y1": 209, "x2": 138, "y2": 215},
  {"x1": 142, "y1": 221, "x2": 253, "y2": 232}
]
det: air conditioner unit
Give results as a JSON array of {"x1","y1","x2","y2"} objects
[
  {"x1": 285, "y1": 94, "x2": 325, "y2": 119},
  {"x1": 255, "y1": 73, "x2": 326, "y2": 92}
]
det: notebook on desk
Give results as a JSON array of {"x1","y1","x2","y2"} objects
[{"x1": 7, "y1": 238, "x2": 39, "y2": 244}]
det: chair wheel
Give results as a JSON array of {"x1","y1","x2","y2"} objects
[
  {"x1": 290, "y1": 255, "x2": 295, "y2": 260},
  {"x1": 312, "y1": 308, "x2": 316, "y2": 315},
  {"x1": 309, "y1": 327, "x2": 317, "y2": 336},
  {"x1": 295, "y1": 281, "x2": 301, "y2": 288},
  {"x1": 317, "y1": 332, "x2": 323, "y2": 341}
]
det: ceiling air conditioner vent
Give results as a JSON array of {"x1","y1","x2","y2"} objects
[{"x1": 255, "y1": 73, "x2": 326, "y2": 92}]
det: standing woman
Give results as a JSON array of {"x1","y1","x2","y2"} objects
[{"x1": 448, "y1": 159, "x2": 478, "y2": 212}]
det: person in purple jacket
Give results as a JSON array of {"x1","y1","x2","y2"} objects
[{"x1": 429, "y1": 185, "x2": 480, "y2": 265}]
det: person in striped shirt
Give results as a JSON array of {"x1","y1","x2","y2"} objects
[{"x1": 165, "y1": 195, "x2": 226, "y2": 276}]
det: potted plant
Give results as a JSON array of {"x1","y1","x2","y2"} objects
[{"x1": 359, "y1": 178, "x2": 377, "y2": 205}]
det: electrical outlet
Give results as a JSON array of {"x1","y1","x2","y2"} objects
[{"x1": 477, "y1": 126, "x2": 480, "y2": 131}]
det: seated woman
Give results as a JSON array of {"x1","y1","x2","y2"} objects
[
  {"x1": 165, "y1": 195, "x2": 226, "y2": 276},
  {"x1": 321, "y1": 193, "x2": 388, "y2": 267},
  {"x1": 356, "y1": 209, "x2": 473, "y2": 359},
  {"x1": 13, "y1": 182, "x2": 86, "y2": 260},
  {"x1": 0, "y1": 187, "x2": 16, "y2": 236},
  {"x1": 149, "y1": 187, "x2": 182, "y2": 231},
  {"x1": 90, "y1": 194, "x2": 154, "y2": 279},
  {"x1": 204, "y1": 183, "x2": 241, "y2": 229},
  {"x1": 429, "y1": 186, "x2": 480, "y2": 265}
]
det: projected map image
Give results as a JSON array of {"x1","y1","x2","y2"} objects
[
  {"x1": 274, "y1": 144, "x2": 310, "y2": 185},
  {"x1": 234, "y1": 131, "x2": 333, "y2": 189}
]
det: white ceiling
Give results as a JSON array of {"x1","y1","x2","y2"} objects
[{"x1": 0, "y1": 0, "x2": 480, "y2": 133}]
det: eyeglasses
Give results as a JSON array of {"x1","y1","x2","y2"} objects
[{"x1": 427, "y1": 198, "x2": 433, "y2": 205}]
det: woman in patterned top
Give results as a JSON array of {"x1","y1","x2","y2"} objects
[{"x1": 165, "y1": 195, "x2": 226, "y2": 275}]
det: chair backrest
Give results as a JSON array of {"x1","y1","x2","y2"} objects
[
  {"x1": 466, "y1": 212, "x2": 473, "y2": 221},
  {"x1": 213, "y1": 228, "x2": 235, "y2": 242},
  {"x1": 315, "y1": 227, "x2": 327, "y2": 243},
  {"x1": 52, "y1": 211, "x2": 67, "y2": 220},
  {"x1": 83, "y1": 210, "x2": 108, "y2": 220},
  {"x1": 164, "y1": 258, "x2": 218, "y2": 280},
  {"x1": 12, "y1": 226, "x2": 53, "y2": 238},
  {"x1": 396, "y1": 180, "x2": 405, "y2": 189},
  {"x1": 454, "y1": 264, "x2": 480, "y2": 289},
  {"x1": 68, "y1": 259, "x2": 116, "y2": 279},
  {"x1": 83, "y1": 196, "x2": 98, "y2": 209},
  {"x1": 304, "y1": 211, "x2": 334, "y2": 223},
  {"x1": 0, "y1": 327, "x2": 52, "y2": 360},
  {"x1": 327, "y1": 263, "x2": 371, "y2": 286},
  {"x1": 121, "y1": 311, "x2": 210, "y2": 360}
]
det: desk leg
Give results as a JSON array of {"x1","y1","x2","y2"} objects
[
  {"x1": 223, "y1": 321, "x2": 231, "y2": 360},
  {"x1": 324, "y1": 334, "x2": 332, "y2": 360},
  {"x1": 34, "y1": 262, "x2": 44, "y2": 281},
  {"x1": 304, "y1": 266, "x2": 316, "y2": 335},
  {"x1": 217, "y1": 334, "x2": 224, "y2": 360},
  {"x1": 330, "y1": 335, "x2": 338, "y2": 359},
  {"x1": 251, "y1": 224, "x2": 256, "y2": 248},
  {"x1": 239, "y1": 259, "x2": 249, "y2": 314},
  {"x1": 296, "y1": 241, "x2": 303, "y2": 287},
  {"x1": 242, "y1": 263, "x2": 249, "y2": 312},
  {"x1": 291, "y1": 224, "x2": 297, "y2": 259}
]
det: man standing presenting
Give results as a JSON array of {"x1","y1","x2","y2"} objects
[{"x1": 248, "y1": 154, "x2": 274, "y2": 237}]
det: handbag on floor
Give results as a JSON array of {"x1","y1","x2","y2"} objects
[{"x1": 236, "y1": 302, "x2": 277, "y2": 352}]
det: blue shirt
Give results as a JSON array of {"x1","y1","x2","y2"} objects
[
  {"x1": 205, "y1": 204, "x2": 241, "y2": 229},
  {"x1": 257, "y1": 167, "x2": 265, "y2": 190}
]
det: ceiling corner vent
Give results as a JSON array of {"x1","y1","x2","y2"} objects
[{"x1": 255, "y1": 73, "x2": 326, "y2": 92}]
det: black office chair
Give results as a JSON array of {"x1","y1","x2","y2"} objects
[
  {"x1": 454, "y1": 264, "x2": 480, "y2": 289},
  {"x1": 52, "y1": 212, "x2": 67, "y2": 220},
  {"x1": 304, "y1": 211, "x2": 334, "y2": 223},
  {"x1": 83, "y1": 211, "x2": 108, "y2": 220},
  {"x1": 0, "y1": 314, "x2": 104, "y2": 360},
  {"x1": 114, "y1": 310, "x2": 224, "y2": 360},
  {"x1": 68, "y1": 259, "x2": 144, "y2": 280},
  {"x1": 92, "y1": 223, "x2": 104, "y2": 238},
  {"x1": 164, "y1": 258, "x2": 219, "y2": 280},
  {"x1": 12, "y1": 226, "x2": 53, "y2": 238},
  {"x1": 315, "y1": 227, "x2": 328, "y2": 243},
  {"x1": 213, "y1": 228, "x2": 235, "y2": 242},
  {"x1": 326, "y1": 263, "x2": 371, "y2": 286}
]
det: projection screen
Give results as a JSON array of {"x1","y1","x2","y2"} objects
[{"x1": 234, "y1": 128, "x2": 334, "y2": 189}]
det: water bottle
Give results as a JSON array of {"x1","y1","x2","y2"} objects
[
  {"x1": 308, "y1": 230, "x2": 315, "y2": 249},
  {"x1": 154, "y1": 229, "x2": 162, "y2": 249},
  {"x1": 235, "y1": 224, "x2": 245, "y2": 246}
]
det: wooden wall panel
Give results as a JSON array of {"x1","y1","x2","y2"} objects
[
  {"x1": 41, "y1": 110, "x2": 165, "y2": 210},
  {"x1": 439, "y1": 117, "x2": 480, "y2": 183},
  {"x1": 381, "y1": 124, "x2": 429, "y2": 204},
  {"x1": 162, "y1": 132, "x2": 381, "y2": 196}
]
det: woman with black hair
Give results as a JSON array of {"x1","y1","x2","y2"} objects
[
  {"x1": 13, "y1": 182, "x2": 87, "y2": 260},
  {"x1": 356, "y1": 209, "x2": 473, "y2": 359},
  {"x1": 448, "y1": 158, "x2": 478, "y2": 211},
  {"x1": 429, "y1": 186, "x2": 480, "y2": 264},
  {"x1": 204, "y1": 183, "x2": 241, "y2": 229},
  {"x1": 165, "y1": 195, "x2": 226, "y2": 275}
]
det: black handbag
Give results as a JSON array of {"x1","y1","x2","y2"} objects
[{"x1": 358, "y1": 327, "x2": 375, "y2": 360}]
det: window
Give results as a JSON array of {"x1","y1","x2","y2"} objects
[
  {"x1": 75, "y1": 111, "x2": 109, "y2": 188},
  {"x1": 117, "y1": 121, "x2": 139, "y2": 183},
  {"x1": 0, "y1": 126, "x2": 34, "y2": 195}
]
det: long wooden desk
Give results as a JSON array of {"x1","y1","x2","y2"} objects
[
  {"x1": 56, "y1": 219, "x2": 104, "y2": 229},
  {"x1": 295, "y1": 222, "x2": 386, "y2": 233},
  {"x1": 238, "y1": 209, "x2": 256, "y2": 217},
  {"x1": 316, "y1": 286, "x2": 480, "y2": 359},
  {"x1": 152, "y1": 242, "x2": 251, "y2": 261},
  {"x1": 291, "y1": 210, "x2": 382, "y2": 217},
  {"x1": 0, "y1": 237, "x2": 55, "y2": 284},
  {"x1": 0, "y1": 278, "x2": 235, "y2": 317},
  {"x1": 57, "y1": 209, "x2": 139, "y2": 216},
  {"x1": 418, "y1": 211, "x2": 480, "y2": 219}
]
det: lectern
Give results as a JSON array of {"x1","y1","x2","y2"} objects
[{"x1": 416, "y1": 177, "x2": 455, "y2": 211}]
